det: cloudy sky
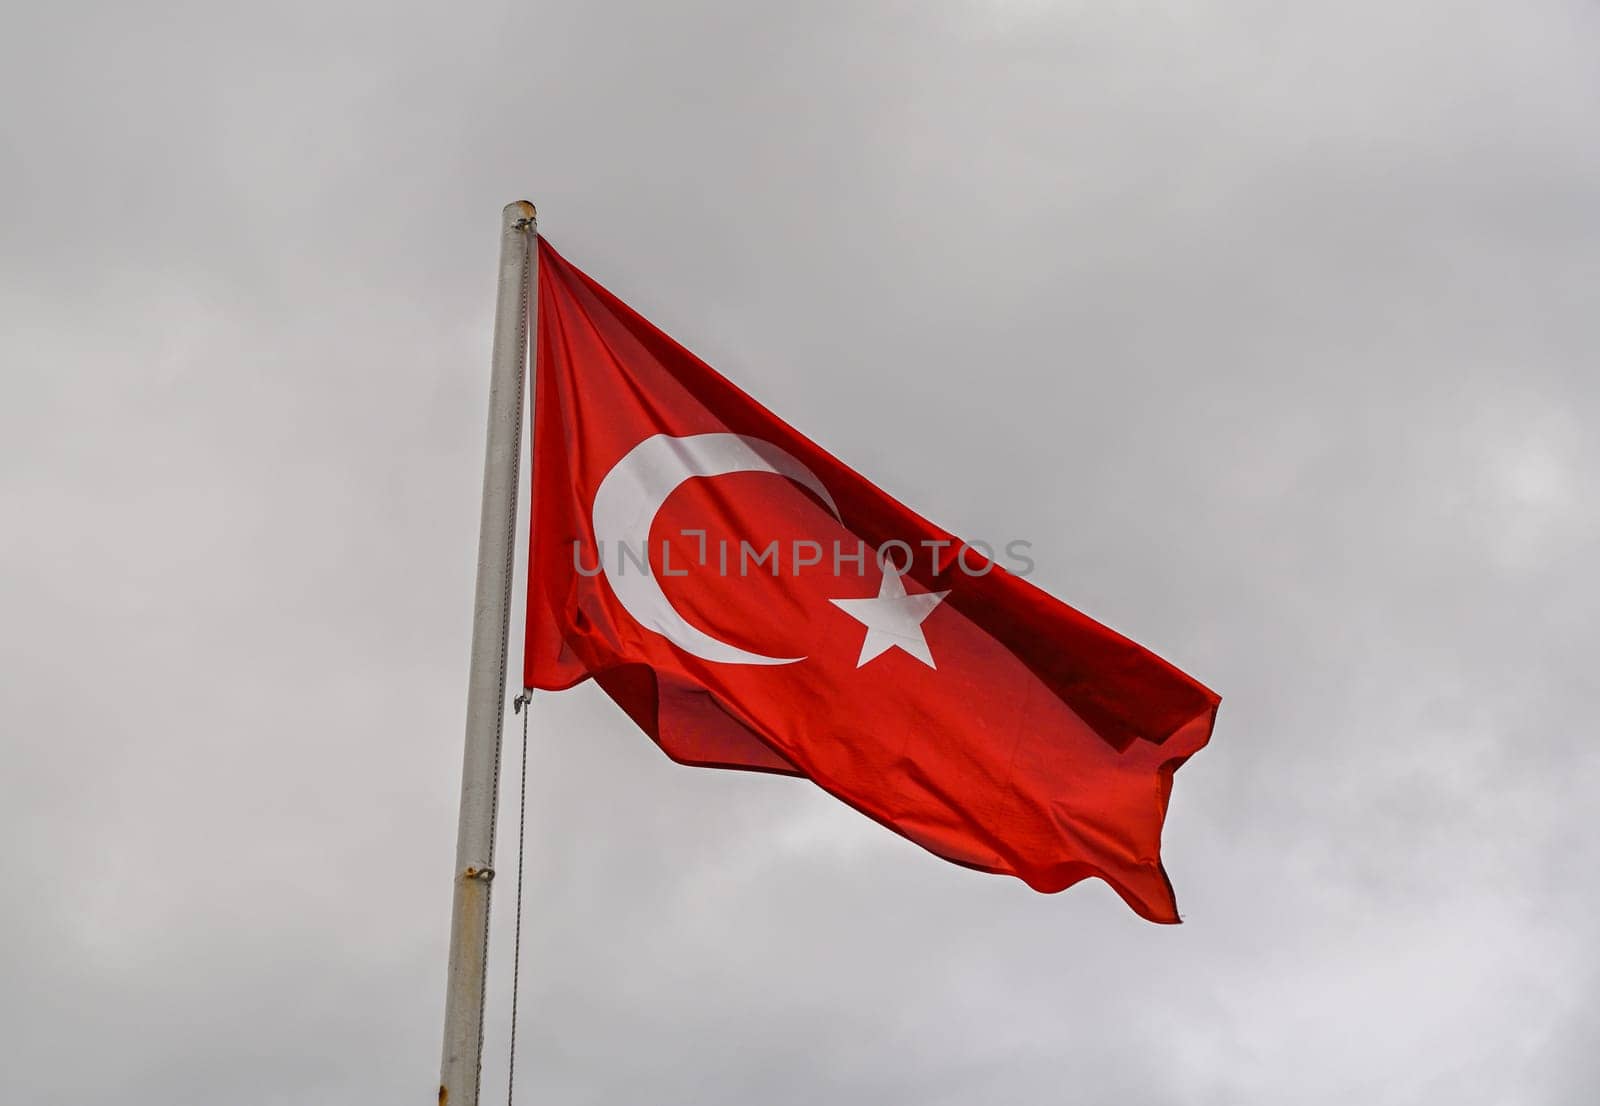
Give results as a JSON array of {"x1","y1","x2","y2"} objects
[{"x1": 4, "y1": 1, "x2": 1597, "y2": 1103}]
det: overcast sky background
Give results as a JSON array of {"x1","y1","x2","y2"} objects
[{"x1": 3, "y1": 1, "x2": 1598, "y2": 1103}]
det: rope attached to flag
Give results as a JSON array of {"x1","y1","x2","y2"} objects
[{"x1": 506, "y1": 689, "x2": 532, "y2": 1105}]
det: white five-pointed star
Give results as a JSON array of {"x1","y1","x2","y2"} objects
[{"x1": 829, "y1": 570, "x2": 950, "y2": 669}]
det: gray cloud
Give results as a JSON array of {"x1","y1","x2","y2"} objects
[{"x1": 3, "y1": 1, "x2": 1597, "y2": 1103}]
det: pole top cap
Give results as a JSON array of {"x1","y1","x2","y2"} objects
[{"x1": 503, "y1": 200, "x2": 537, "y2": 225}]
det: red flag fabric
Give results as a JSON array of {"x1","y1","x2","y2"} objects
[{"x1": 523, "y1": 239, "x2": 1219, "y2": 922}]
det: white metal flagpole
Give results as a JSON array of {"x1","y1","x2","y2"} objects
[{"x1": 439, "y1": 200, "x2": 537, "y2": 1106}]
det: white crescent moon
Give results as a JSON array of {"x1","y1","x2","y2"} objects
[{"x1": 591, "y1": 433, "x2": 840, "y2": 665}]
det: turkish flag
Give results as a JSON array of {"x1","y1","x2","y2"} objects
[{"x1": 524, "y1": 239, "x2": 1219, "y2": 922}]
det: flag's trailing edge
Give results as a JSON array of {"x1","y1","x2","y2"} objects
[{"x1": 523, "y1": 239, "x2": 1219, "y2": 923}]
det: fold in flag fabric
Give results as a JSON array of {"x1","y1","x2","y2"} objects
[{"x1": 523, "y1": 239, "x2": 1220, "y2": 922}]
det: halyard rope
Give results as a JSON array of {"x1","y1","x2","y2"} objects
[{"x1": 507, "y1": 689, "x2": 532, "y2": 1104}]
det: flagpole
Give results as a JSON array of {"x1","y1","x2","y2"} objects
[{"x1": 439, "y1": 200, "x2": 536, "y2": 1106}]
